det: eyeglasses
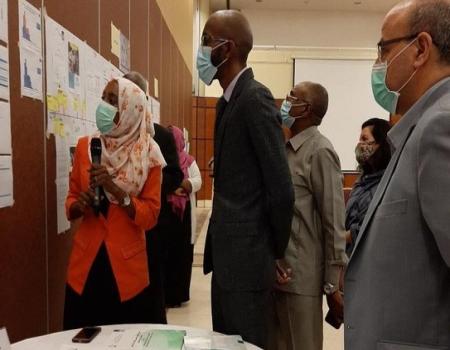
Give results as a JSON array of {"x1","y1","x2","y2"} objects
[
  {"x1": 201, "y1": 34, "x2": 228, "y2": 47},
  {"x1": 376, "y1": 33, "x2": 418, "y2": 58},
  {"x1": 286, "y1": 94, "x2": 310, "y2": 108}
]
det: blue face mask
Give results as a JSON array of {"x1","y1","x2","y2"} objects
[
  {"x1": 196, "y1": 41, "x2": 229, "y2": 85},
  {"x1": 280, "y1": 99, "x2": 308, "y2": 129},
  {"x1": 371, "y1": 38, "x2": 418, "y2": 114},
  {"x1": 96, "y1": 100, "x2": 118, "y2": 135}
]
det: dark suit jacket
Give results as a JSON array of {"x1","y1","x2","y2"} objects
[{"x1": 203, "y1": 68, "x2": 294, "y2": 291}]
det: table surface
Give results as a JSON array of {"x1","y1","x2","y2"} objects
[{"x1": 12, "y1": 324, "x2": 261, "y2": 350}]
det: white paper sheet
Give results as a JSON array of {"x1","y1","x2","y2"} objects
[
  {"x1": 55, "y1": 134, "x2": 71, "y2": 179},
  {"x1": 149, "y1": 96, "x2": 160, "y2": 125},
  {"x1": 60, "y1": 345, "x2": 106, "y2": 350},
  {"x1": 18, "y1": 0, "x2": 41, "y2": 52},
  {"x1": 0, "y1": 0, "x2": 7, "y2": 43},
  {"x1": 0, "y1": 101, "x2": 11, "y2": 153},
  {"x1": 0, "y1": 155, "x2": 13, "y2": 208},
  {"x1": 0, "y1": 45, "x2": 10, "y2": 100},
  {"x1": 19, "y1": 43, "x2": 43, "y2": 100},
  {"x1": 0, "y1": 327, "x2": 11, "y2": 350},
  {"x1": 106, "y1": 329, "x2": 152, "y2": 349},
  {"x1": 119, "y1": 32, "x2": 130, "y2": 73},
  {"x1": 55, "y1": 177, "x2": 70, "y2": 234}
]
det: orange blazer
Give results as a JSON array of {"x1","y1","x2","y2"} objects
[{"x1": 65, "y1": 136, "x2": 161, "y2": 301}]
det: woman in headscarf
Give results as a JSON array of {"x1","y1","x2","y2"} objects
[
  {"x1": 63, "y1": 77, "x2": 165, "y2": 329},
  {"x1": 164, "y1": 126, "x2": 202, "y2": 307}
]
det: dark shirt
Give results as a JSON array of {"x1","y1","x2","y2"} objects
[{"x1": 345, "y1": 169, "x2": 385, "y2": 255}]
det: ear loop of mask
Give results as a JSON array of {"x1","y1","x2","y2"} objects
[
  {"x1": 211, "y1": 40, "x2": 230, "y2": 68},
  {"x1": 385, "y1": 38, "x2": 419, "y2": 93}
]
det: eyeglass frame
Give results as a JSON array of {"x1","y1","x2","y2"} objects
[
  {"x1": 286, "y1": 94, "x2": 311, "y2": 108},
  {"x1": 376, "y1": 33, "x2": 419, "y2": 58},
  {"x1": 201, "y1": 33, "x2": 228, "y2": 47}
]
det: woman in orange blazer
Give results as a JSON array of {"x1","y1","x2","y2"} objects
[{"x1": 63, "y1": 77, "x2": 165, "y2": 329}]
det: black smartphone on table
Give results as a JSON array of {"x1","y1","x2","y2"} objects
[{"x1": 72, "y1": 326, "x2": 101, "y2": 343}]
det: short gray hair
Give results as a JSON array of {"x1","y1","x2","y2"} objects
[{"x1": 408, "y1": 0, "x2": 450, "y2": 64}]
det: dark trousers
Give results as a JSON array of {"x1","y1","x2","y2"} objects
[
  {"x1": 211, "y1": 274, "x2": 271, "y2": 349},
  {"x1": 64, "y1": 244, "x2": 166, "y2": 330}
]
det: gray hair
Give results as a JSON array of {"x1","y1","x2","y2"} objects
[{"x1": 408, "y1": 0, "x2": 450, "y2": 64}]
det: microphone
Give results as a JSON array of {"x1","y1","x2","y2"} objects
[{"x1": 90, "y1": 137, "x2": 102, "y2": 216}]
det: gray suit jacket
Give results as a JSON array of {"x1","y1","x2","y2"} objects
[
  {"x1": 345, "y1": 77, "x2": 450, "y2": 350},
  {"x1": 203, "y1": 68, "x2": 294, "y2": 291}
]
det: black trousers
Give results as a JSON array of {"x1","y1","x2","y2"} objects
[
  {"x1": 211, "y1": 274, "x2": 271, "y2": 349},
  {"x1": 63, "y1": 244, "x2": 166, "y2": 330}
]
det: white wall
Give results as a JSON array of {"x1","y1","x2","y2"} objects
[{"x1": 203, "y1": 9, "x2": 384, "y2": 98}]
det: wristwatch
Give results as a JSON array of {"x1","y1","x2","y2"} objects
[
  {"x1": 324, "y1": 282, "x2": 338, "y2": 295},
  {"x1": 120, "y1": 194, "x2": 131, "y2": 207}
]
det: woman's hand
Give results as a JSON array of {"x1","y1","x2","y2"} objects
[
  {"x1": 89, "y1": 164, "x2": 118, "y2": 195},
  {"x1": 180, "y1": 179, "x2": 193, "y2": 194},
  {"x1": 174, "y1": 187, "x2": 187, "y2": 197},
  {"x1": 69, "y1": 189, "x2": 95, "y2": 220}
]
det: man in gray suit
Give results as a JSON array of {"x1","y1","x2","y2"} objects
[
  {"x1": 345, "y1": 1, "x2": 450, "y2": 349},
  {"x1": 269, "y1": 82, "x2": 347, "y2": 350},
  {"x1": 198, "y1": 10, "x2": 294, "y2": 348}
]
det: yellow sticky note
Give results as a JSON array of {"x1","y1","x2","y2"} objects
[
  {"x1": 56, "y1": 90, "x2": 68, "y2": 111},
  {"x1": 53, "y1": 118, "x2": 65, "y2": 137},
  {"x1": 111, "y1": 22, "x2": 120, "y2": 57},
  {"x1": 47, "y1": 95, "x2": 58, "y2": 112},
  {"x1": 73, "y1": 97, "x2": 80, "y2": 112}
]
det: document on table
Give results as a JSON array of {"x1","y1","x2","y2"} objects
[
  {"x1": 184, "y1": 335, "x2": 247, "y2": 350},
  {"x1": 106, "y1": 329, "x2": 185, "y2": 350}
]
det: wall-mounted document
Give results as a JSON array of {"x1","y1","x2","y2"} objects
[
  {"x1": 111, "y1": 22, "x2": 120, "y2": 57},
  {"x1": 149, "y1": 96, "x2": 160, "y2": 125},
  {"x1": 55, "y1": 177, "x2": 70, "y2": 233},
  {"x1": 0, "y1": 45, "x2": 9, "y2": 100},
  {"x1": 0, "y1": 101, "x2": 11, "y2": 154},
  {"x1": 0, "y1": 0, "x2": 8, "y2": 43},
  {"x1": 119, "y1": 32, "x2": 130, "y2": 73},
  {"x1": 0, "y1": 155, "x2": 13, "y2": 208},
  {"x1": 18, "y1": 0, "x2": 41, "y2": 52},
  {"x1": 19, "y1": 43, "x2": 43, "y2": 100}
]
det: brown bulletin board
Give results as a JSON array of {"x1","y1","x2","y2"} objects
[
  {"x1": 99, "y1": 0, "x2": 129, "y2": 68},
  {"x1": 160, "y1": 22, "x2": 171, "y2": 126},
  {"x1": 148, "y1": 0, "x2": 161, "y2": 98},
  {"x1": 0, "y1": 0, "x2": 47, "y2": 342},
  {"x1": 130, "y1": 0, "x2": 150, "y2": 82}
]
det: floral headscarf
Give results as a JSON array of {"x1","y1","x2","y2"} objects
[{"x1": 90, "y1": 77, "x2": 165, "y2": 203}]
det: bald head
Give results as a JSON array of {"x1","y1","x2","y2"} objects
[
  {"x1": 294, "y1": 82, "x2": 328, "y2": 124},
  {"x1": 123, "y1": 71, "x2": 147, "y2": 93},
  {"x1": 205, "y1": 10, "x2": 253, "y2": 63},
  {"x1": 387, "y1": 0, "x2": 450, "y2": 64}
]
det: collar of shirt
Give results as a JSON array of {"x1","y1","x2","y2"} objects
[
  {"x1": 223, "y1": 67, "x2": 251, "y2": 102},
  {"x1": 388, "y1": 76, "x2": 450, "y2": 151},
  {"x1": 288, "y1": 126, "x2": 319, "y2": 152}
]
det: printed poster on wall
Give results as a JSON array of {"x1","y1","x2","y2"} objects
[
  {"x1": 0, "y1": 45, "x2": 10, "y2": 100},
  {"x1": 119, "y1": 32, "x2": 130, "y2": 73},
  {"x1": 18, "y1": 0, "x2": 43, "y2": 100},
  {"x1": 0, "y1": 0, "x2": 8, "y2": 43}
]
